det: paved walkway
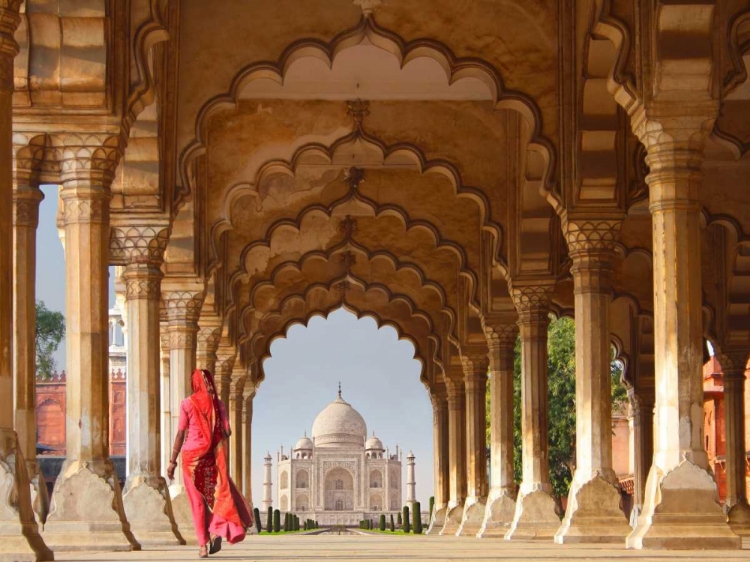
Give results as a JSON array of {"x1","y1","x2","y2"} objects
[{"x1": 53, "y1": 533, "x2": 750, "y2": 562}]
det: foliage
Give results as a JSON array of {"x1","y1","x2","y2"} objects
[
  {"x1": 267, "y1": 506, "x2": 273, "y2": 532},
  {"x1": 254, "y1": 507, "x2": 262, "y2": 532},
  {"x1": 412, "y1": 502, "x2": 422, "y2": 534},
  {"x1": 273, "y1": 509, "x2": 281, "y2": 533},
  {"x1": 35, "y1": 301, "x2": 65, "y2": 379},
  {"x1": 428, "y1": 496, "x2": 434, "y2": 523},
  {"x1": 402, "y1": 506, "x2": 411, "y2": 533},
  {"x1": 486, "y1": 316, "x2": 628, "y2": 499},
  {"x1": 379, "y1": 514, "x2": 386, "y2": 531},
  {"x1": 397, "y1": 511, "x2": 402, "y2": 526},
  {"x1": 390, "y1": 513, "x2": 395, "y2": 532}
]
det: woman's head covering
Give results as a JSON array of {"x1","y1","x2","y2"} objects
[{"x1": 190, "y1": 369, "x2": 222, "y2": 446}]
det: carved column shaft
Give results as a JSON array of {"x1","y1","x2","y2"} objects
[
  {"x1": 228, "y1": 373, "x2": 246, "y2": 485},
  {"x1": 462, "y1": 355, "x2": 489, "y2": 501},
  {"x1": 722, "y1": 353, "x2": 749, "y2": 508},
  {"x1": 446, "y1": 377, "x2": 467, "y2": 507},
  {"x1": 196, "y1": 323, "x2": 221, "y2": 374},
  {"x1": 159, "y1": 320, "x2": 170, "y2": 479},
  {"x1": 242, "y1": 392, "x2": 254, "y2": 501},
  {"x1": 11, "y1": 186, "x2": 43, "y2": 462},
  {"x1": 0, "y1": 4, "x2": 53, "y2": 559},
  {"x1": 431, "y1": 391, "x2": 449, "y2": 508},
  {"x1": 628, "y1": 388, "x2": 654, "y2": 517}
]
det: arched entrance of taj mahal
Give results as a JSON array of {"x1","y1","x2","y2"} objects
[{"x1": 3, "y1": 0, "x2": 750, "y2": 560}]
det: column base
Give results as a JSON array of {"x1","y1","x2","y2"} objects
[
  {"x1": 554, "y1": 475, "x2": 630, "y2": 544},
  {"x1": 456, "y1": 496, "x2": 486, "y2": 536},
  {"x1": 426, "y1": 504, "x2": 447, "y2": 535},
  {"x1": 727, "y1": 501, "x2": 750, "y2": 537},
  {"x1": 27, "y1": 460, "x2": 50, "y2": 525},
  {"x1": 439, "y1": 501, "x2": 464, "y2": 535},
  {"x1": 43, "y1": 459, "x2": 140, "y2": 551},
  {"x1": 626, "y1": 461, "x2": 740, "y2": 550},
  {"x1": 170, "y1": 485, "x2": 198, "y2": 545},
  {"x1": 123, "y1": 474, "x2": 186, "y2": 546},
  {"x1": 0, "y1": 429, "x2": 54, "y2": 562},
  {"x1": 477, "y1": 490, "x2": 516, "y2": 538},
  {"x1": 505, "y1": 489, "x2": 560, "y2": 541}
]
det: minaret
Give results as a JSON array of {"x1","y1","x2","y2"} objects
[
  {"x1": 406, "y1": 451, "x2": 416, "y2": 508},
  {"x1": 262, "y1": 452, "x2": 273, "y2": 511}
]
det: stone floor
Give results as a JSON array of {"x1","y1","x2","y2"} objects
[{"x1": 52, "y1": 533, "x2": 750, "y2": 562}]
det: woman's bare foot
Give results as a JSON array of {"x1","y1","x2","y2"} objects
[
  {"x1": 199, "y1": 544, "x2": 208, "y2": 558},
  {"x1": 209, "y1": 535, "x2": 222, "y2": 554}
]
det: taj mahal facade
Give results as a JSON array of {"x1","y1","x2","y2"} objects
[{"x1": 262, "y1": 389, "x2": 414, "y2": 527}]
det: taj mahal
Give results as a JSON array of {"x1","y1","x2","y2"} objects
[{"x1": 262, "y1": 387, "x2": 414, "y2": 527}]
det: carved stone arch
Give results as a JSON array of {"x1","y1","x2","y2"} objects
[
  {"x1": 179, "y1": 15, "x2": 556, "y2": 209},
  {"x1": 243, "y1": 285, "x2": 441, "y2": 389}
]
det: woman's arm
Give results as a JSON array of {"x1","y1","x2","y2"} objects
[{"x1": 166, "y1": 429, "x2": 185, "y2": 481}]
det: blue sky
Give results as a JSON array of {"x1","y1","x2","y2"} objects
[{"x1": 36, "y1": 187, "x2": 434, "y2": 509}]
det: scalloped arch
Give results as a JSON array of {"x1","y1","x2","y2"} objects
[{"x1": 179, "y1": 15, "x2": 557, "y2": 212}]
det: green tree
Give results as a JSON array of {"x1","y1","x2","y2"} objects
[
  {"x1": 35, "y1": 301, "x2": 65, "y2": 379},
  {"x1": 487, "y1": 316, "x2": 627, "y2": 499}
]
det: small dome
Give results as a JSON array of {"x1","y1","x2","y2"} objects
[
  {"x1": 366, "y1": 432, "x2": 383, "y2": 451},
  {"x1": 295, "y1": 433, "x2": 313, "y2": 450},
  {"x1": 311, "y1": 386, "x2": 367, "y2": 448}
]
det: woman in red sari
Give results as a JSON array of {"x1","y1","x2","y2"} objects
[{"x1": 167, "y1": 369, "x2": 254, "y2": 558}]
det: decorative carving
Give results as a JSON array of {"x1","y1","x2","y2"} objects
[
  {"x1": 12, "y1": 188, "x2": 43, "y2": 227},
  {"x1": 0, "y1": 2, "x2": 21, "y2": 91},
  {"x1": 323, "y1": 460, "x2": 356, "y2": 474},
  {"x1": 50, "y1": 133, "x2": 123, "y2": 187},
  {"x1": 338, "y1": 215, "x2": 358, "y2": 239},
  {"x1": 510, "y1": 284, "x2": 554, "y2": 312},
  {"x1": 124, "y1": 277, "x2": 161, "y2": 300},
  {"x1": 719, "y1": 351, "x2": 750, "y2": 379},
  {"x1": 461, "y1": 354, "x2": 489, "y2": 380},
  {"x1": 197, "y1": 326, "x2": 222, "y2": 354},
  {"x1": 339, "y1": 251, "x2": 356, "y2": 273},
  {"x1": 61, "y1": 196, "x2": 109, "y2": 225},
  {"x1": 333, "y1": 280, "x2": 351, "y2": 299},
  {"x1": 345, "y1": 166, "x2": 365, "y2": 190},
  {"x1": 110, "y1": 226, "x2": 170, "y2": 265},
  {"x1": 353, "y1": 0, "x2": 383, "y2": 17},
  {"x1": 164, "y1": 291, "x2": 204, "y2": 323},
  {"x1": 629, "y1": 143, "x2": 649, "y2": 206},
  {"x1": 563, "y1": 220, "x2": 622, "y2": 255},
  {"x1": 346, "y1": 99, "x2": 370, "y2": 126},
  {"x1": 168, "y1": 330, "x2": 197, "y2": 349}
]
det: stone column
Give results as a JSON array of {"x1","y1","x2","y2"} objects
[
  {"x1": 457, "y1": 352, "x2": 489, "y2": 536},
  {"x1": 215, "y1": 344, "x2": 236, "y2": 407},
  {"x1": 721, "y1": 352, "x2": 750, "y2": 536},
  {"x1": 426, "y1": 387, "x2": 449, "y2": 534},
  {"x1": 440, "y1": 373, "x2": 466, "y2": 535},
  {"x1": 555, "y1": 220, "x2": 630, "y2": 543},
  {"x1": 115, "y1": 225, "x2": 184, "y2": 546},
  {"x1": 159, "y1": 316, "x2": 170, "y2": 480},
  {"x1": 43, "y1": 136, "x2": 140, "y2": 552},
  {"x1": 626, "y1": 104, "x2": 738, "y2": 549},
  {"x1": 242, "y1": 388, "x2": 255, "y2": 503},
  {"x1": 163, "y1": 286, "x2": 203, "y2": 545},
  {"x1": 0, "y1": 3, "x2": 53, "y2": 559},
  {"x1": 228, "y1": 370, "x2": 246, "y2": 484},
  {"x1": 196, "y1": 319, "x2": 221, "y2": 374},
  {"x1": 406, "y1": 451, "x2": 417, "y2": 508},
  {"x1": 506, "y1": 284, "x2": 559, "y2": 540},
  {"x1": 627, "y1": 387, "x2": 653, "y2": 526},
  {"x1": 478, "y1": 322, "x2": 517, "y2": 538},
  {"x1": 12, "y1": 184, "x2": 50, "y2": 525}
]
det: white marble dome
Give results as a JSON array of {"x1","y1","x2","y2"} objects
[
  {"x1": 311, "y1": 391, "x2": 367, "y2": 448},
  {"x1": 365, "y1": 433, "x2": 383, "y2": 450},
  {"x1": 295, "y1": 435, "x2": 313, "y2": 450}
]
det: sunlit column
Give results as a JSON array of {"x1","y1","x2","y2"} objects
[
  {"x1": 242, "y1": 386, "x2": 255, "y2": 502},
  {"x1": 228, "y1": 366, "x2": 246, "y2": 485},
  {"x1": 0, "y1": 3, "x2": 53, "y2": 558},
  {"x1": 426, "y1": 385, "x2": 449, "y2": 534},
  {"x1": 440, "y1": 371, "x2": 466, "y2": 535}
]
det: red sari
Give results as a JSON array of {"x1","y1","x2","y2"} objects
[{"x1": 180, "y1": 369, "x2": 253, "y2": 545}]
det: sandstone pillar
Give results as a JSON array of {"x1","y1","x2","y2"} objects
[
  {"x1": 215, "y1": 344, "x2": 236, "y2": 407},
  {"x1": 440, "y1": 374, "x2": 466, "y2": 535},
  {"x1": 721, "y1": 352, "x2": 750, "y2": 536},
  {"x1": 159, "y1": 317, "x2": 170, "y2": 480},
  {"x1": 426, "y1": 387, "x2": 449, "y2": 534},
  {"x1": 115, "y1": 225, "x2": 184, "y2": 546},
  {"x1": 163, "y1": 285, "x2": 204, "y2": 544},
  {"x1": 228, "y1": 371, "x2": 246, "y2": 484},
  {"x1": 506, "y1": 285, "x2": 559, "y2": 540},
  {"x1": 12, "y1": 184, "x2": 50, "y2": 525},
  {"x1": 478, "y1": 323, "x2": 517, "y2": 538},
  {"x1": 43, "y1": 137, "x2": 139, "y2": 552},
  {"x1": 196, "y1": 320, "x2": 221, "y2": 374},
  {"x1": 628, "y1": 388, "x2": 654, "y2": 525},
  {"x1": 0, "y1": 3, "x2": 53, "y2": 558},
  {"x1": 457, "y1": 352, "x2": 489, "y2": 536},
  {"x1": 555, "y1": 220, "x2": 630, "y2": 543},
  {"x1": 242, "y1": 388, "x2": 255, "y2": 502},
  {"x1": 626, "y1": 104, "x2": 738, "y2": 549}
]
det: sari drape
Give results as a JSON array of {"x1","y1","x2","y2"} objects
[{"x1": 181, "y1": 369, "x2": 253, "y2": 544}]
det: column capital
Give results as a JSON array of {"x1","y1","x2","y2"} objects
[
  {"x1": 510, "y1": 282, "x2": 554, "y2": 325},
  {"x1": 60, "y1": 186, "x2": 111, "y2": 226},
  {"x1": 53, "y1": 133, "x2": 123, "y2": 189},
  {"x1": 197, "y1": 324, "x2": 222, "y2": 355},
  {"x1": 482, "y1": 320, "x2": 518, "y2": 353},
  {"x1": 461, "y1": 351, "x2": 488, "y2": 383},
  {"x1": 630, "y1": 101, "x2": 719, "y2": 150},
  {"x1": 12, "y1": 187, "x2": 44, "y2": 228},
  {"x1": 719, "y1": 351, "x2": 749, "y2": 380},
  {"x1": 562, "y1": 218, "x2": 623, "y2": 260},
  {"x1": 110, "y1": 225, "x2": 170, "y2": 267},
  {"x1": 163, "y1": 289, "x2": 204, "y2": 324}
]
